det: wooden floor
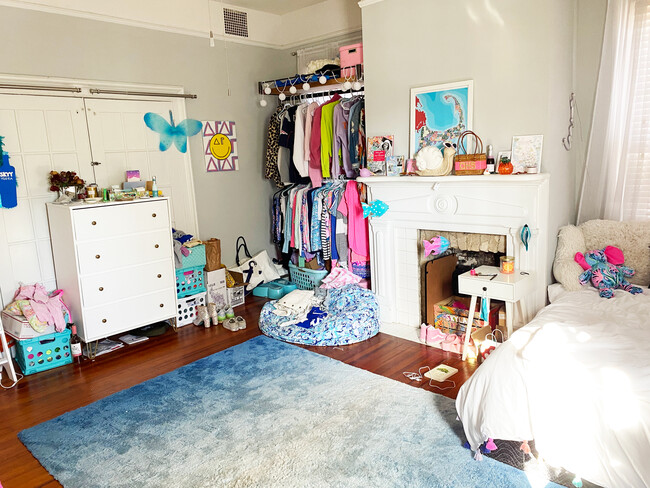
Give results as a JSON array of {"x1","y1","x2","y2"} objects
[{"x1": 0, "y1": 296, "x2": 478, "y2": 488}]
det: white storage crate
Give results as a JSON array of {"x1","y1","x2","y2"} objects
[
  {"x1": 227, "y1": 286, "x2": 245, "y2": 308},
  {"x1": 176, "y1": 292, "x2": 206, "y2": 327}
]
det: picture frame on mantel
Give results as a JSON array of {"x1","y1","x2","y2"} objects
[
  {"x1": 410, "y1": 80, "x2": 473, "y2": 159},
  {"x1": 511, "y1": 134, "x2": 543, "y2": 174}
]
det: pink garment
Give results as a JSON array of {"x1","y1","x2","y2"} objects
[
  {"x1": 338, "y1": 181, "x2": 369, "y2": 258},
  {"x1": 290, "y1": 190, "x2": 299, "y2": 248},
  {"x1": 320, "y1": 266, "x2": 361, "y2": 289},
  {"x1": 308, "y1": 95, "x2": 341, "y2": 187},
  {"x1": 14, "y1": 284, "x2": 68, "y2": 332},
  {"x1": 303, "y1": 102, "x2": 318, "y2": 163}
]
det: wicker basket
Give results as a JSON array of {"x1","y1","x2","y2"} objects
[
  {"x1": 289, "y1": 263, "x2": 328, "y2": 290},
  {"x1": 454, "y1": 131, "x2": 487, "y2": 175}
]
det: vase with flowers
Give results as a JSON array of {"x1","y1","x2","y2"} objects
[{"x1": 49, "y1": 170, "x2": 85, "y2": 202}]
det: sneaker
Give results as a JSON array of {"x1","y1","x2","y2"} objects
[
  {"x1": 426, "y1": 326, "x2": 446, "y2": 347},
  {"x1": 223, "y1": 317, "x2": 238, "y2": 331},
  {"x1": 419, "y1": 323, "x2": 428, "y2": 344},
  {"x1": 235, "y1": 316, "x2": 246, "y2": 330},
  {"x1": 225, "y1": 306, "x2": 235, "y2": 320},
  {"x1": 217, "y1": 308, "x2": 226, "y2": 323}
]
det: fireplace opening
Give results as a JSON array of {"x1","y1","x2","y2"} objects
[{"x1": 419, "y1": 230, "x2": 508, "y2": 342}]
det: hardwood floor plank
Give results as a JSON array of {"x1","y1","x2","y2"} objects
[{"x1": 0, "y1": 296, "x2": 478, "y2": 488}]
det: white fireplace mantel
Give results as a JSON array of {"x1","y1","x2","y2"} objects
[{"x1": 357, "y1": 174, "x2": 550, "y2": 342}]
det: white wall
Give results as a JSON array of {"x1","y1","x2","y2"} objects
[
  {"x1": 0, "y1": 5, "x2": 295, "y2": 266},
  {"x1": 361, "y1": 0, "x2": 576, "y2": 280},
  {"x1": 574, "y1": 0, "x2": 607, "y2": 201}
]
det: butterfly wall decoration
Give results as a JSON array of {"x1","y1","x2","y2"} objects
[{"x1": 143, "y1": 110, "x2": 202, "y2": 153}]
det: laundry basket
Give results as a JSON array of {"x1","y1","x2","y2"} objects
[{"x1": 288, "y1": 263, "x2": 328, "y2": 290}]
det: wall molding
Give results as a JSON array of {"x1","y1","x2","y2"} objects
[
  {"x1": 358, "y1": 0, "x2": 385, "y2": 8},
  {"x1": 0, "y1": 0, "x2": 360, "y2": 50}
]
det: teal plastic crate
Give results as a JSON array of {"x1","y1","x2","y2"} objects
[
  {"x1": 177, "y1": 244, "x2": 206, "y2": 269},
  {"x1": 176, "y1": 266, "x2": 206, "y2": 298},
  {"x1": 288, "y1": 263, "x2": 328, "y2": 290},
  {"x1": 15, "y1": 329, "x2": 72, "y2": 375}
]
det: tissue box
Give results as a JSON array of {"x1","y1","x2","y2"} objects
[{"x1": 2, "y1": 311, "x2": 55, "y2": 340}]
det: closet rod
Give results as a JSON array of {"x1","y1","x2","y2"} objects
[
  {"x1": 0, "y1": 83, "x2": 81, "y2": 93},
  {"x1": 88, "y1": 89, "x2": 197, "y2": 99}
]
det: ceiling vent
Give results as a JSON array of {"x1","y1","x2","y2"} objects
[{"x1": 223, "y1": 8, "x2": 249, "y2": 38}]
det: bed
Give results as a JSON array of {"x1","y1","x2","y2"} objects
[{"x1": 456, "y1": 220, "x2": 650, "y2": 488}]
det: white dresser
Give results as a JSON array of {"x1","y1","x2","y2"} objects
[{"x1": 46, "y1": 198, "x2": 177, "y2": 343}]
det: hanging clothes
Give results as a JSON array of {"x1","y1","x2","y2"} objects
[
  {"x1": 264, "y1": 106, "x2": 284, "y2": 187},
  {"x1": 320, "y1": 98, "x2": 342, "y2": 178}
]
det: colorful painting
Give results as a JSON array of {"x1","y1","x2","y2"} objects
[
  {"x1": 367, "y1": 135, "x2": 393, "y2": 175},
  {"x1": 511, "y1": 135, "x2": 543, "y2": 174},
  {"x1": 203, "y1": 121, "x2": 239, "y2": 172},
  {"x1": 410, "y1": 81, "x2": 473, "y2": 158}
]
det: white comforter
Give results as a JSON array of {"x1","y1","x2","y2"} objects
[{"x1": 456, "y1": 285, "x2": 650, "y2": 488}]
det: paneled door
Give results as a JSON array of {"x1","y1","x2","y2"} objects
[
  {"x1": 0, "y1": 95, "x2": 91, "y2": 306},
  {"x1": 0, "y1": 95, "x2": 198, "y2": 307},
  {"x1": 84, "y1": 98, "x2": 197, "y2": 235}
]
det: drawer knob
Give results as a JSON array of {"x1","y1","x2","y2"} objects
[
  {"x1": 99, "y1": 286, "x2": 104, "y2": 291},
  {"x1": 482, "y1": 286, "x2": 487, "y2": 292},
  {"x1": 91, "y1": 221, "x2": 97, "y2": 226},
  {"x1": 95, "y1": 254, "x2": 101, "y2": 259},
  {"x1": 157, "y1": 274, "x2": 162, "y2": 278},
  {"x1": 159, "y1": 303, "x2": 164, "y2": 308},
  {"x1": 152, "y1": 213, "x2": 157, "y2": 218},
  {"x1": 154, "y1": 244, "x2": 159, "y2": 249},
  {"x1": 102, "y1": 319, "x2": 107, "y2": 323}
]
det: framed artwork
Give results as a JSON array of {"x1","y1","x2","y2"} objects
[
  {"x1": 367, "y1": 135, "x2": 394, "y2": 175},
  {"x1": 410, "y1": 80, "x2": 473, "y2": 158},
  {"x1": 496, "y1": 151, "x2": 511, "y2": 165},
  {"x1": 386, "y1": 155, "x2": 405, "y2": 176},
  {"x1": 203, "y1": 120, "x2": 239, "y2": 172},
  {"x1": 511, "y1": 135, "x2": 543, "y2": 174}
]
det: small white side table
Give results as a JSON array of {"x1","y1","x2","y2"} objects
[{"x1": 457, "y1": 265, "x2": 535, "y2": 360}]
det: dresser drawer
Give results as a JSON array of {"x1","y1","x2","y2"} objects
[
  {"x1": 80, "y1": 261, "x2": 175, "y2": 308},
  {"x1": 77, "y1": 229, "x2": 172, "y2": 275},
  {"x1": 82, "y1": 288, "x2": 177, "y2": 342},
  {"x1": 457, "y1": 278, "x2": 515, "y2": 301},
  {"x1": 72, "y1": 200, "x2": 169, "y2": 242}
]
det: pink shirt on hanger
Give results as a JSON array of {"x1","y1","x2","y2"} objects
[
  {"x1": 308, "y1": 94, "x2": 341, "y2": 187},
  {"x1": 338, "y1": 180, "x2": 369, "y2": 258}
]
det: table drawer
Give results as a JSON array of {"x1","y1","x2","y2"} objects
[
  {"x1": 82, "y1": 288, "x2": 177, "y2": 342},
  {"x1": 72, "y1": 200, "x2": 169, "y2": 242},
  {"x1": 76, "y1": 229, "x2": 171, "y2": 275},
  {"x1": 80, "y1": 261, "x2": 175, "y2": 308},
  {"x1": 458, "y1": 278, "x2": 515, "y2": 301}
]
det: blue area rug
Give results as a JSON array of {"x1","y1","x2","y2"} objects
[{"x1": 20, "y1": 336, "x2": 560, "y2": 487}]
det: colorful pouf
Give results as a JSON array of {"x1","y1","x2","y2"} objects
[{"x1": 259, "y1": 284, "x2": 380, "y2": 346}]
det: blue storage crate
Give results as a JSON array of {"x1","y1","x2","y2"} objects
[
  {"x1": 15, "y1": 329, "x2": 72, "y2": 375},
  {"x1": 177, "y1": 244, "x2": 206, "y2": 269},
  {"x1": 176, "y1": 266, "x2": 206, "y2": 298},
  {"x1": 288, "y1": 263, "x2": 328, "y2": 290}
]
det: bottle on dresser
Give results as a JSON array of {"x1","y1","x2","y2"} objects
[
  {"x1": 151, "y1": 176, "x2": 159, "y2": 198},
  {"x1": 486, "y1": 145, "x2": 495, "y2": 174},
  {"x1": 69, "y1": 324, "x2": 82, "y2": 363}
]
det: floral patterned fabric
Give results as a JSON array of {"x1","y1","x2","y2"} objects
[{"x1": 259, "y1": 284, "x2": 380, "y2": 346}]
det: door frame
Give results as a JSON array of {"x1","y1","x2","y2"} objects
[{"x1": 0, "y1": 73, "x2": 200, "y2": 235}]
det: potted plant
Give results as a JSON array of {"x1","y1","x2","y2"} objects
[{"x1": 49, "y1": 171, "x2": 85, "y2": 202}]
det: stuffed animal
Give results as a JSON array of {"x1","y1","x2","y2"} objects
[{"x1": 575, "y1": 248, "x2": 643, "y2": 298}]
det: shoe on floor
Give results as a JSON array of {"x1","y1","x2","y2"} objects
[
  {"x1": 225, "y1": 306, "x2": 235, "y2": 319},
  {"x1": 235, "y1": 316, "x2": 246, "y2": 330},
  {"x1": 217, "y1": 308, "x2": 227, "y2": 323},
  {"x1": 223, "y1": 317, "x2": 238, "y2": 331}
]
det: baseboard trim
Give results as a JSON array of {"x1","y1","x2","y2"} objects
[{"x1": 380, "y1": 322, "x2": 420, "y2": 343}]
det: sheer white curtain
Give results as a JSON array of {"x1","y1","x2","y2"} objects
[{"x1": 578, "y1": 0, "x2": 650, "y2": 223}]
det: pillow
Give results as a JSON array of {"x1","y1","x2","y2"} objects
[
  {"x1": 580, "y1": 220, "x2": 650, "y2": 287},
  {"x1": 552, "y1": 225, "x2": 586, "y2": 291}
]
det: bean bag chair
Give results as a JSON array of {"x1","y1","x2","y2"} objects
[{"x1": 259, "y1": 284, "x2": 380, "y2": 346}]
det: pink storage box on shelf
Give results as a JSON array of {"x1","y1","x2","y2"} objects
[{"x1": 339, "y1": 43, "x2": 363, "y2": 78}]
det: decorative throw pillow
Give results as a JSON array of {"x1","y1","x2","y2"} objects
[{"x1": 552, "y1": 225, "x2": 586, "y2": 291}]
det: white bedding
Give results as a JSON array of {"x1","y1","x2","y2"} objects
[{"x1": 456, "y1": 286, "x2": 650, "y2": 488}]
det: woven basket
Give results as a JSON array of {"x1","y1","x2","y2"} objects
[{"x1": 454, "y1": 131, "x2": 487, "y2": 175}]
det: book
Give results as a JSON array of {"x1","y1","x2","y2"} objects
[
  {"x1": 386, "y1": 155, "x2": 405, "y2": 176},
  {"x1": 83, "y1": 338, "x2": 124, "y2": 357},
  {"x1": 424, "y1": 364, "x2": 458, "y2": 382},
  {"x1": 367, "y1": 135, "x2": 394, "y2": 175},
  {"x1": 119, "y1": 334, "x2": 149, "y2": 345}
]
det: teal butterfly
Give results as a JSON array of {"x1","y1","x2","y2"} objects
[{"x1": 144, "y1": 110, "x2": 202, "y2": 153}]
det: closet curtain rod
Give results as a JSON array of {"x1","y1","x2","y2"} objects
[
  {"x1": 0, "y1": 83, "x2": 81, "y2": 93},
  {"x1": 89, "y1": 89, "x2": 197, "y2": 99}
]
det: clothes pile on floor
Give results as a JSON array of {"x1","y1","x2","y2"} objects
[{"x1": 3, "y1": 283, "x2": 71, "y2": 333}]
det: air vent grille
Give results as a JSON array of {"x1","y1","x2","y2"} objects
[{"x1": 223, "y1": 8, "x2": 248, "y2": 38}]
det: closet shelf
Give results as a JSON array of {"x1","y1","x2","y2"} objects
[{"x1": 259, "y1": 65, "x2": 364, "y2": 96}]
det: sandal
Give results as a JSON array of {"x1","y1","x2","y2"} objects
[{"x1": 235, "y1": 316, "x2": 246, "y2": 330}]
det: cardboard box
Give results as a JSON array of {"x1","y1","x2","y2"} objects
[
  {"x1": 1, "y1": 311, "x2": 55, "y2": 340},
  {"x1": 433, "y1": 296, "x2": 500, "y2": 336},
  {"x1": 225, "y1": 269, "x2": 247, "y2": 308},
  {"x1": 425, "y1": 255, "x2": 458, "y2": 326},
  {"x1": 206, "y1": 267, "x2": 229, "y2": 309}
]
